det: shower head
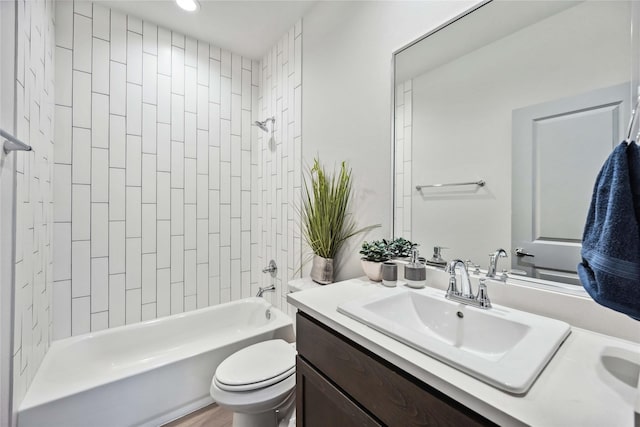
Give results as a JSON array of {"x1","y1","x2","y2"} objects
[
  {"x1": 254, "y1": 120, "x2": 269, "y2": 132},
  {"x1": 254, "y1": 117, "x2": 275, "y2": 133}
]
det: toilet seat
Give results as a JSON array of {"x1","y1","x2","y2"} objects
[{"x1": 214, "y1": 339, "x2": 296, "y2": 392}]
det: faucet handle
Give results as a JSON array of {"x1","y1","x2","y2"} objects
[
  {"x1": 465, "y1": 260, "x2": 481, "y2": 275},
  {"x1": 447, "y1": 275, "x2": 459, "y2": 296},
  {"x1": 476, "y1": 279, "x2": 491, "y2": 308},
  {"x1": 499, "y1": 269, "x2": 509, "y2": 281}
]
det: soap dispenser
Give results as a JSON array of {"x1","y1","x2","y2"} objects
[
  {"x1": 426, "y1": 246, "x2": 448, "y2": 268},
  {"x1": 405, "y1": 249, "x2": 427, "y2": 289}
]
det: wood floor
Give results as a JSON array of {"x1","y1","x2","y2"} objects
[{"x1": 163, "y1": 404, "x2": 233, "y2": 427}]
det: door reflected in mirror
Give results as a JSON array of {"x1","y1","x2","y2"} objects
[{"x1": 393, "y1": 0, "x2": 636, "y2": 288}]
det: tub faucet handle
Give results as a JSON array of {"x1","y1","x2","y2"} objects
[{"x1": 262, "y1": 260, "x2": 277, "y2": 277}]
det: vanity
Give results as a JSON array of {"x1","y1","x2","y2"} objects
[
  {"x1": 295, "y1": 308, "x2": 492, "y2": 426},
  {"x1": 287, "y1": 1, "x2": 640, "y2": 424},
  {"x1": 287, "y1": 275, "x2": 640, "y2": 426}
]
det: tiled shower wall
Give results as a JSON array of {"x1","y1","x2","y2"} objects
[
  {"x1": 254, "y1": 23, "x2": 302, "y2": 314},
  {"x1": 394, "y1": 81, "x2": 412, "y2": 240},
  {"x1": 13, "y1": 0, "x2": 55, "y2": 408},
  {"x1": 52, "y1": 1, "x2": 302, "y2": 337}
]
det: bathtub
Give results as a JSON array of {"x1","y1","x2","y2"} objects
[{"x1": 18, "y1": 297, "x2": 295, "y2": 427}]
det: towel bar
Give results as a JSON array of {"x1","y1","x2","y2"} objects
[
  {"x1": 1, "y1": 128, "x2": 33, "y2": 154},
  {"x1": 415, "y1": 180, "x2": 485, "y2": 191}
]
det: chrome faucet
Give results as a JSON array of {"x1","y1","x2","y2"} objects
[
  {"x1": 256, "y1": 284, "x2": 276, "y2": 297},
  {"x1": 446, "y1": 259, "x2": 491, "y2": 309},
  {"x1": 447, "y1": 259, "x2": 473, "y2": 298},
  {"x1": 487, "y1": 249, "x2": 508, "y2": 280}
]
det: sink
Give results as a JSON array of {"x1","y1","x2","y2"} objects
[
  {"x1": 599, "y1": 347, "x2": 640, "y2": 389},
  {"x1": 337, "y1": 286, "x2": 571, "y2": 394}
]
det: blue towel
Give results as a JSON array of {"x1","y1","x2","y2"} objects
[{"x1": 578, "y1": 142, "x2": 640, "y2": 319}]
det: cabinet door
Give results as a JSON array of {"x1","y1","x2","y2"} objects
[{"x1": 296, "y1": 356, "x2": 381, "y2": 427}]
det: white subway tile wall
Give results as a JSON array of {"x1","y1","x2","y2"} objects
[
  {"x1": 394, "y1": 81, "x2": 412, "y2": 240},
  {"x1": 53, "y1": 1, "x2": 302, "y2": 337},
  {"x1": 255, "y1": 27, "x2": 303, "y2": 316},
  {"x1": 13, "y1": 0, "x2": 56, "y2": 408}
]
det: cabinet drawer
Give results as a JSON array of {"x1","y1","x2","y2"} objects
[{"x1": 297, "y1": 312, "x2": 493, "y2": 427}]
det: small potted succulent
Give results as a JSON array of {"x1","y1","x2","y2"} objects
[
  {"x1": 360, "y1": 238, "x2": 418, "y2": 281},
  {"x1": 359, "y1": 240, "x2": 391, "y2": 281},
  {"x1": 386, "y1": 237, "x2": 418, "y2": 259}
]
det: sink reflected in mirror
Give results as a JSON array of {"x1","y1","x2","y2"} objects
[{"x1": 338, "y1": 286, "x2": 571, "y2": 394}]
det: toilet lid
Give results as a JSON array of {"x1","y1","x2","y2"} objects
[{"x1": 215, "y1": 339, "x2": 296, "y2": 392}]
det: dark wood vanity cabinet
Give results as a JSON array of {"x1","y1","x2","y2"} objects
[{"x1": 295, "y1": 312, "x2": 495, "y2": 427}]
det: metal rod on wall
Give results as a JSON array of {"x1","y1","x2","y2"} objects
[
  {"x1": 1, "y1": 128, "x2": 32, "y2": 154},
  {"x1": 415, "y1": 180, "x2": 485, "y2": 191}
]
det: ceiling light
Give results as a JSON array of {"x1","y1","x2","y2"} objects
[{"x1": 176, "y1": 0, "x2": 199, "y2": 12}]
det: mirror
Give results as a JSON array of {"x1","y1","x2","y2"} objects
[{"x1": 393, "y1": 0, "x2": 637, "y2": 289}]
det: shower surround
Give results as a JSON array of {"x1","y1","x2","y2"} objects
[
  {"x1": 52, "y1": 1, "x2": 301, "y2": 339},
  {"x1": 12, "y1": 0, "x2": 56, "y2": 411}
]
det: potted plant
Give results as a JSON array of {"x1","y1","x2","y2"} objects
[
  {"x1": 387, "y1": 237, "x2": 418, "y2": 259},
  {"x1": 359, "y1": 238, "x2": 418, "y2": 281},
  {"x1": 301, "y1": 158, "x2": 378, "y2": 284},
  {"x1": 359, "y1": 240, "x2": 391, "y2": 281}
]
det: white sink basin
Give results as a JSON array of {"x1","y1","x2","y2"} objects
[{"x1": 337, "y1": 286, "x2": 571, "y2": 394}]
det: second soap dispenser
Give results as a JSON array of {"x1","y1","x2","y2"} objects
[{"x1": 404, "y1": 249, "x2": 426, "y2": 289}]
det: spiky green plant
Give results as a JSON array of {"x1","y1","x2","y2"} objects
[{"x1": 301, "y1": 158, "x2": 377, "y2": 260}]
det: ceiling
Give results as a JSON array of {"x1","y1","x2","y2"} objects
[{"x1": 95, "y1": 0, "x2": 317, "y2": 59}]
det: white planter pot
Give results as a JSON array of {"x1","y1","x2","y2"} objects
[{"x1": 361, "y1": 259, "x2": 383, "y2": 282}]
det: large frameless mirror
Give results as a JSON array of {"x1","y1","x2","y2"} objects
[{"x1": 393, "y1": 0, "x2": 638, "y2": 290}]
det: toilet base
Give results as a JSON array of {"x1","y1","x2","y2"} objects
[
  {"x1": 233, "y1": 411, "x2": 277, "y2": 427},
  {"x1": 231, "y1": 389, "x2": 295, "y2": 427}
]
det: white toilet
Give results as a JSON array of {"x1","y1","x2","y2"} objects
[{"x1": 210, "y1": 339, "x2": 297, "y2": 427}]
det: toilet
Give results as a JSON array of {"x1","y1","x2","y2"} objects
[{"x1": 210, "y1": 339, "x2": 297, "y2": 427}]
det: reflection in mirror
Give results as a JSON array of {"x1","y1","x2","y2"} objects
[{"x1": 393, "y1": 1, "x2": 636, "y2": 289}]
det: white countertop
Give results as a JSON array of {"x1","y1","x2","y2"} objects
[
  {"x1": 287, "y1": 278, "x2": 640, "y2": 426},
  {"x1": 287, "y1": 276, "x2": 320, "y2": 293}
]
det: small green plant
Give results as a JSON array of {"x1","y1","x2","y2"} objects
[
  {"x1": 359, "y1": 240, "x2": 391, "y2": 262},
  {"x1": 360, "y1": 238, "x2": 418, "y2": 262},
  {"x1": 387, "y1": 237, "x2": 418, "y2": 258}
]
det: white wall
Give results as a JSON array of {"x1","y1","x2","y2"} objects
[
  {"x1": 302, "y1": 1, "x2": 478, "y2": 280},
  {"x1": 52, "y1": 1, "x2": 301, "y2": 338},
  {"x1": 11, "y1": 0, "x2": 56, "y2": 413}
]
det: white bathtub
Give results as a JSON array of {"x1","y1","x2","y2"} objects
[{"x1": 18, "y1": 298, "x2": 295, "y2": 427}]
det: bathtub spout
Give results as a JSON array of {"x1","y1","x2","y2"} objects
[{"x1": 257, "y1": 284, "x2": 276, "y2": 297}]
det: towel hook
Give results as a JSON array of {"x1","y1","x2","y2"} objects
[
  {"x1": 626, "y1": 86, "x2": 640, "y2": 143},
  {"x1": 626, "y1": 102, "x2": 638, "y2": 143}
]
